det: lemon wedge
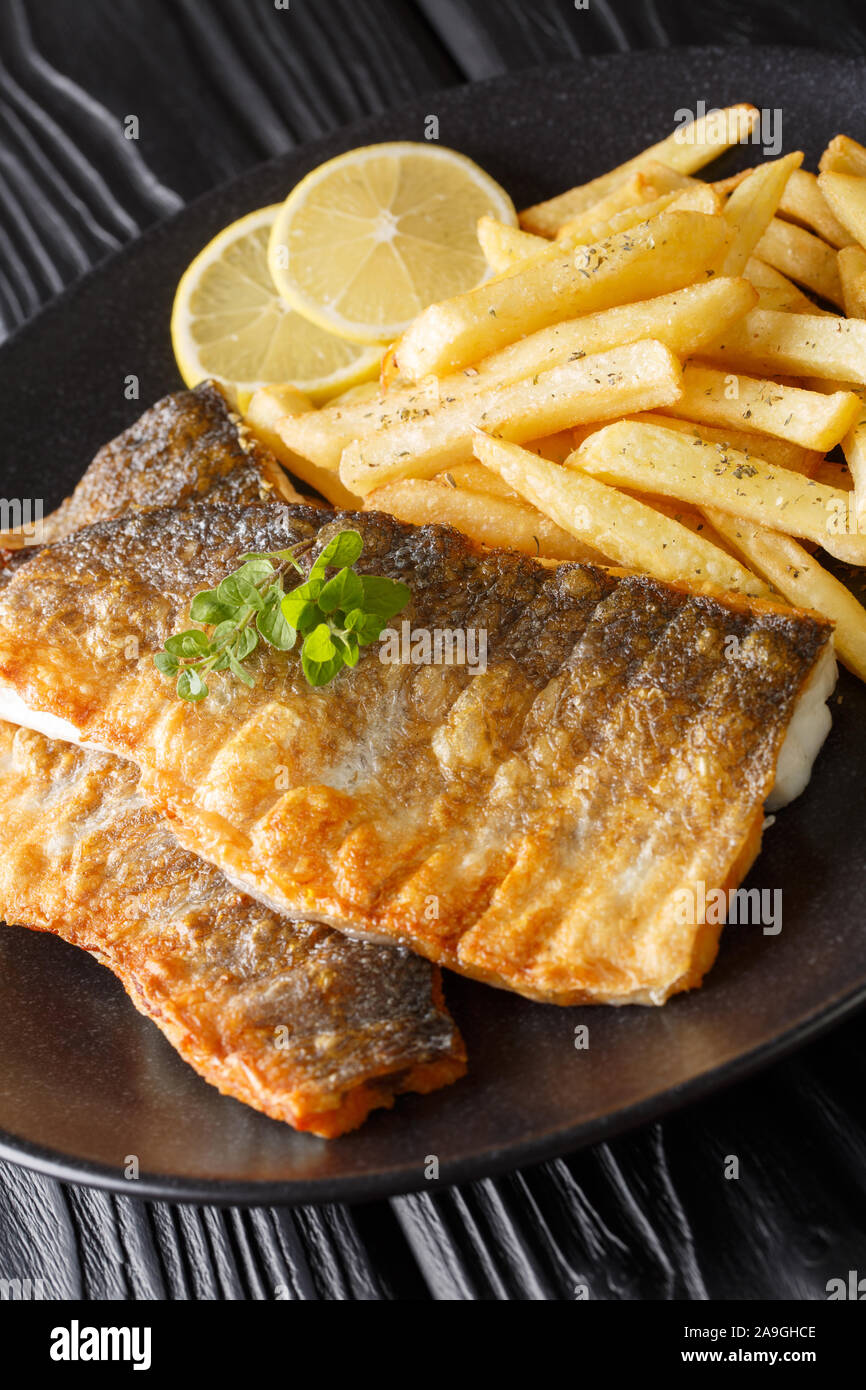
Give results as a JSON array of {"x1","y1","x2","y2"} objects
[
  {"x1": 267, "y1": 142, "x2": 517, "y2": 344},
  {"x1": 170, "y1": 205, "x2": 381, "y2": 404}
]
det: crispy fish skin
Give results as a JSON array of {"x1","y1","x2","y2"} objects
[
  {"x1": 0, "y1": 723, "x2": 465, "y2": 1137},
  {"x1": 0, "y1": 503, "x2": 832, "y2": 1005},
  {"x1": 0, "y1": 381, "x2": 310, "y2": 548}
]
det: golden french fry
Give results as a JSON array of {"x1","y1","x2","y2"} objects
[
  {"x1": 819, "y1": 134, "x2": 866, "y2": 178},
  {"x1": 705, "y1": 510, "x2": 866, "y2": 681},
  {"x1": 245, "y1": 386, "x2": 360, "y2": 509},
  {"x1": 395, "y1": 211, "x2": 731, "y2": 380},
  {"x1": 379, "y1": 344, "x2": 401, "y2": 391},
  {"x1": 519, "y1": 104, "x2": 759, "y2": 235},
  {"x1": 722, "y1": 152, "x2": 803, "y2": 275},
  {"x1": 812, "y1": 460, "x2": 852, "y2": 490},
  {"x1": 523, "y1": 430, "x2": 576, "y2": 463},
  {"x1": 570, "y1": 419, "x2": 866, "y2": 564},
  {"x1": 437, "y1": 460, "x2": 522, "y2": 501},
  {"x1": 340, "y1": 339, "x2": 683, "y2": 496},
  {"x1": 477, "y1": 218, "x2": 547, "y2": 273},
  {"x1": 777, "y1": 169, "x2": 854, "y2": 249},
  {"x1": 665, "y1": 363, "x2": 861, "y2": 451},
  {"x1": 365, "y1": 477, "x2": 607, "y2": 564},
  {"x1": 755, "y1": 218, "x2": 844, "y2": 307},
  {"x1": 607, "y1": 411, "x2": 822, "y2": 476},
  {"x1": 277, "y1": 277, "x2": 756, "y2": 474},
  {"x1": 638, "y1": 160, "x2": 705, "y2": 193},
  {"x1": 328, "y1": 380, "x2": 380, "y2": 407},
  {"x1": 472, "y1": 432, "x2": 771, "y2": 597},
  {"x1": 797, "y1": 376, "x2": 866, "y2": 527},
  {"x1": 744, "y1": 257, "x2": 833, "y2": 315},
  {"x1": 704, "y1": 308, "x2": 866, "y2": 385},
  {"x1": 553, "y1": 172, "x2": 659, "y2": 242},
  {"x1": 837, "y1": 245, "x2": 866, "y2": 318},
  {"x1": 485, "y1": 184, "x2": 723, "y2": 283},
  {"x1": 555, "y1": 184, "x2": 722, "y2": 256},
  {"x1": 818, "y1": 171, "x2": 866, "y2": 250}
]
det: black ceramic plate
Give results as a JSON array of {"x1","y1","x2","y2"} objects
[{"x1": 1, "y1": 45, "x2": 865, "y2": 1206}]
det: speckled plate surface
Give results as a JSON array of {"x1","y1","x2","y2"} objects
[{"x1": 1, "y1": 45, "x2": 865, "y2": 1205}]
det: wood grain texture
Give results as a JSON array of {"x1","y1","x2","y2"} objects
[{"x1": 0, "y1": 0, "x2": 864, "y2": 1301}]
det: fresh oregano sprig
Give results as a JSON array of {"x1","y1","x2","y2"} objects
[{"x1": 154, "y1": 529, "x2": 410, "y2": 701}]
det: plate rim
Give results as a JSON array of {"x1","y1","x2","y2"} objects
[
  {"x1": 0, "y1": 980, "x2": 863, "y2": 1206},
  {"x1": 2, "y1": 41, "x2": 866, "y2": 1205}
]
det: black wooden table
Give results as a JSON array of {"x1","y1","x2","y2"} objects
[{"x1": 1, "y1": 0, "x2": 865, "y2": 1301}]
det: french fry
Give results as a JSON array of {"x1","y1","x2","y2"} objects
[
  {"x1": 837, "y1": 245, "x2": 866, "y2": 318},
  {"x1": 799, "y1": 376, "x2": 866, "y2": 527},
  {"x1": 704, "y1": 308, "x2": 866, "y2": 385},
  {"x1": 754, "y1": 218, "x2": 844, "y2": 306},
  {"x1": 818, "y1": 171, "x2": 866, "y2": 252},
  {"x1": 364, "y1": 477, "x2": 608, "y2": 564},
  {"x1": 555, "y1": 184, "x2": 721, "y2": 255},
  {"x1": 340, "y1": 339, "x2": 683, "y2": 496},
  {"x1": 570, "y1": 419, "x2": 866, "y2": 564},
  {"x1": 721, "y1": 152, "x2": 803, "y2": 275},
  {"x1": 842, "y1": 406, "x2": 866, "y2": 530},
  {"x1": 477, "y1": 218, "x2": 547, "y2": 273},
  {"x1": 744, "y1": 257, "x2": 833, "y2": 315},
  {"x1": 472, "y1": 432, "x2": 771, "y2": 597},
  {"x1": 552, "y1": 172, "x2": 659, "y2": 242},
  {"x1": 245, "y1": 386, "x2": 361, "y2": 509},
  {"x1": 777, "y1": 169, "x2": 854, "y2": 248},
  {"x1": 638, "y1": 160, "x2": 705, "y2": 194},
  {"x1": 519, "y1": 104, "x2": 758, "y2": 235},
  {"x1": 704, "y1": 510, "x2": 866, "y2": 681},
  {"x1": 480, "y1": 184, "x2": 721, "y2": 281},
  {"x1": 664, "y1": 363, "x2": 861, "y2": 451},
  {"x1": 278, "y1": 277, "x2": 756, "y2": 473},
  {"x1": 438, "y1": 460, "x2": 523, "y2": 501},
  {"x1": 819, "y1": 134, "x2": 866, "y2": 179},
  {"x1": 524, "y1": 430, "x2": 576, "y2": 463},
  {"x1": 608, "y1": 411, "x2": 821, "y2": 476},
  {"x1": 812, "y1": 460, "x2": 852, "y2": 490},
  {"x1": 394, "y1": 211, "x2": 731, "y2": 380}
]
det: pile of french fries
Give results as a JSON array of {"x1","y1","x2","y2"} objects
[{"x1": 247, "y1": 106, "x2": 866, "y2": 683}]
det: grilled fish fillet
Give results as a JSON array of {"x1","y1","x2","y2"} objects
[
  {"x1": 0, "y1": 721, "x2": 465, "y2": 1136},
  {"x1": 0, "y1": 504, "x2": 833, "y2": 1005},
  {"x1": 0, "y1": 409, "x2": 463, "y2": 1136},
  {"x1": 0, "y1": 380, "x2": 311, "y2": 548}
]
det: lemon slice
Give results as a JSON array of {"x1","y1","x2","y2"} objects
[
  {"x1": 170, "y1": 205, "x2": 381, "y2": 405},
  {"x1": 267, "y1": 142, "x2": 517, "y2": 344}
]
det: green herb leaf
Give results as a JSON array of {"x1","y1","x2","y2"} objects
[
  {"x1": 301, "y1": 651, "x2": 344, "y2": 687},
  {"x1": 317, "y1": 566, "x2": 364, "y2": 615},
  {"x1": 164, "y1": 629, "x2": 211, "y2": 659},
  {"x1": 227, "y1": 649, "x2": 256, "y2": 687},
  {"x1": 154, "y1": 650, "x2": 179, "y2": 677},
  {"x1": 344, "y1": 608, "x2": 387, "y2": 645},
  {"x1": 217, "y1": 573, "x2": 263, "y2": 611},
  {"x1": 257, "y1": 596, "x2": 296, "y2": 650},
  {"x1": 235, "y1": 627, "x2": 259, "y2": 661},
  {"x1": 334, "y1": 631, "x2": 360, "y2": 667},
  {"x1": 281, "y1": 582, "x2": 324, "y2": 632},
  {"x1": 303, "y1": 623, "x2": 337, "y2": 663},
  {"x1": 310, "y1": 529, "x2": 363, "y2": 579},
  {"x1": 359, "y1": 574, "x2": 411, "y2": 620},
  {"x1": 189, "y1": 589, "x2": 235, "y2": 624},
  {"x1": 210, "y1": 619, "x2": 238, "y2": 649},
  {"x1": 177, "y1": 668, "x2": 208, "y2": 701}
]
